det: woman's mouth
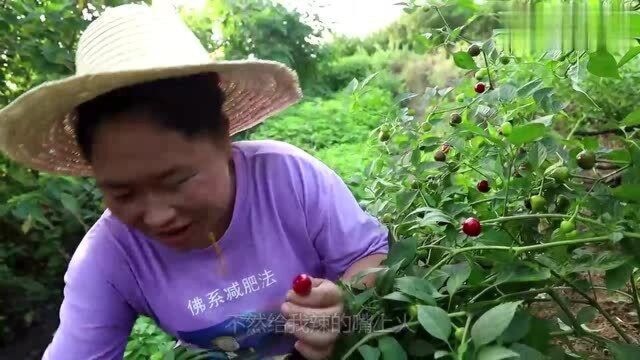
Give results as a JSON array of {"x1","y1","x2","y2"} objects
[{"x1": 155, "y1": 222, "x2": 192, "y2": 245}]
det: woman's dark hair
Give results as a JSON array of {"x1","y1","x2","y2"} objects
[{"x1": 75, "y1": 72, "x2": 229, "y2": 162}]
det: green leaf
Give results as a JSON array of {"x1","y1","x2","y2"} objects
[
  {"x1": 623, "y1": 109, "x2": 640, "y2": 127},
  {"x1": 360, "y1": 72, "x2": 380, "y2": 88},
  {"x1": 471, "y1": 301, "x2": 523, "y2": 347},
  {"x1": 21, "y1": 214, "x2": 33, "y2": 234},
  {"x1": 527, "y1": 142, "x2": 548, "y2": 170},
  {"x1": 358, "y1": 344, "x2": 381, "y2": 360},
  {"x1": 477, "y1": 345, "x2": 519, "y2": 360},
  {"x1": 376, "y1": 261, "x2": 403, "y2": 296},
  {"x1": 587, "y1": 50, "x2": 621, "y2": 78},
  {"x1": 516, "y1": 79, "x2": 543, "y2": 97},
  {"x1": 434, "y1": 350, "x2": 449, "y2": 359},
  {"x1": 521, "y1": 317, "x2": 552, "y2": 353},
  {"x1": 570, "y1": 81, "x2": 600, "y2": 109},
  {"x1": 605, "y1": 264, "x2": 633, "y2": 291},
  {"x1": 507, "y1": 123, "x2": 546, "y2": 146},
  {"x1": 496, "y1": 262, "x2": 551, "y2": 284},
  {"x1": 59, "y1": 192, "x2": 81, "y2": 217},
  {"x1": 576, "y1": 306, "x2": 598, "y2": 325},
  {"x1": 479, "y1": 228, "x2": 513, "y2": 246},
  {"x1": 531, "y1": 115, "x2": 553, "y2": 127},
  {"x1": 382, "y1": 291, "x2": 413, "y2": 303},
  {"x1": 378, "y1": 336, "x2": 407, "y2": 360},
  {"x1": 499, "y1": 311, "x2": 531, "y2": 344},
  {"x1": 610, "y1": 232, "x2": 624, "y2": 243},
  {"x1": 510, "y1": 343, "x2": 545, "y2": 360},
  {"x1": 618, "y1": 46, "x2": 640, "y2": 68},
  {"x1": 384, "y1": 237, "x2": 417, "y2": 268},
  {"x1": 352, "y1": 288, "x2": 376, "y2": 309},
  {"x1": 395, "y1": 276, "x2": 440, "y2": 304},
  {"x1": 532, "y1": 87, "x2": 553, "y2": 104},
  {"x1": 442, "y1": 262, "x2": 471, "y2": 296},
  {"x1": 498, "y1": 84, "x2": 517, "y2": 102},
  {"x1": 345, "y1": 78, "x2": 359, "y2": 94},
  {"x1": 607, "y1": 342, "x2": 640, "y2": 359},
  {"x1": 417, "y1": 305, "x2": 452, "y2": 342},
  {"x1": 613, "y1": 184, "x2": 640, "y2": 203},
  {"x1": 407, "y1": 339, "x2": 435, "y2": 357},
  {"x1": 453, "y1": 51, "x2": 478, "y2": 70},
  {"x1": 396, "y1": 190, "x2": 419, "y2": 213}
]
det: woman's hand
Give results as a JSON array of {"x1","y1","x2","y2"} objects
[{"x1": 281, "y1": 277, "x2": 343, "y2": 360}]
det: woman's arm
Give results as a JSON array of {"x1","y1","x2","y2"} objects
[
  {"x1": 43, "y1": 221, "x2": 138, "y2": 360},
  {"x1": 341, "y1": 253, "x2": 387, "y2": 288}
]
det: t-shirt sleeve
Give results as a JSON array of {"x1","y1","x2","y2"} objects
[
  {"x1": 42, "y1": 218, "x2": 138, "y2": 360},
  {"x1": 292, "y1": 151, "x2": 389, "y2": 281}
]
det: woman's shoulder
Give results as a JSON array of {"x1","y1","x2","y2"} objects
[
  {"x1": 233, "y1": 139, "x2": 311, "y2": 160},
  {"x1": 67, "y1": 210, "x2": 134, "y2": 271},
  {"x1": 233, "y1": 139, "x2": 330, "y2": 175}
]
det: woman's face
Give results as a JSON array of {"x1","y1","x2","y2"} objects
[{"x1": 89, "y1": 114, "x2": 235, "y2": 250}]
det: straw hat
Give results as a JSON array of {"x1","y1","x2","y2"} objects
[{"x1": 0, "y1": 1, "x2": 302, "y2": 177}]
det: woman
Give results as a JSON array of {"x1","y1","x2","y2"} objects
[{"x1": 0, "y1": 3, "x2": 388, "y2": 360}]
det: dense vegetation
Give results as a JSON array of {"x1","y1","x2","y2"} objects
[{"x1": 2, "y1": 0, "x2": 640, "y2": 359}]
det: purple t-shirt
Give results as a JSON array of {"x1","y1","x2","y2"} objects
[{"x1": 42, "y1": 140, "x2": 389, "y2": 359}]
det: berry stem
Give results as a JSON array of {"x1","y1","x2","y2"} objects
[
  {"x1": 481, "y1": 50, "x2": 495, "y2": 89},
  {"x1": 422, "y1": 254, "x2": 453, "y2": 279},
  {"x1": 596, "y1": 158, "x2": 629, "y2": 165},
  {"x1": 463, "y1": 161, "x2": 492, "y2": 179},
  {"x1": 418, "y1": 235, "x2": 610, "y2": 256},
  {"x1": 469, "y1": 196, "x2": 505, "y2": 206},
  {"x1": 502, "y1": 152, "x2": 516, "y2": 216},
  {"x1": 434, "y1": 6, "x2": 452, "y2": 32},
  {"x1": 629, "y1": 271, "x2": 640, "y2": 332},
  {"x1": 537, "y1": 176, "x2": 545, "y2": 196},
  {"x1": 460, "y1": 313, "x2": 473, "y2": 345},
  {"x1": 484, "y1": 213, "x2": 606, "y2": 228},
  {"x1": 565, "y1": 116, "x2": 584, "y2": 141}
]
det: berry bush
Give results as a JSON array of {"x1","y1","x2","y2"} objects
[{"x1": 332, "y1": 3, "x2": 640, "y2": 359}]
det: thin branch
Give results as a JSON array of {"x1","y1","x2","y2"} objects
[
  {"x1": 574, "y1": 124, "x2": 640, "y2": 136},
  {"x1": 630, "y1": 273, "x2": 640, "y2": 332},
  {"x1": 533, "y1": 259, "x2": 633, "y2": 343}
]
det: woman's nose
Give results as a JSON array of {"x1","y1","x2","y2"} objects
[{"x1": 143, "y1": 197, "x2": 177, "y2": 228}]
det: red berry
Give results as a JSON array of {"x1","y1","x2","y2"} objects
[
  {"x1": 292, "y1": 274, "x2": 312, "y2": 296},
  {"x1": 474, "y1": 82, "x2": 486, "y2": 93},
  {"x1": 476, "y1": 180, "x2": 490, "y2": 193},
  {"x1": 462, "y1": 217, "x2": 482, "y2": 237}
]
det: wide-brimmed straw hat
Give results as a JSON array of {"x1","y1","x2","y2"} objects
[{"x1": 0, "y1": 1, "x2": 302, "y2": 177}]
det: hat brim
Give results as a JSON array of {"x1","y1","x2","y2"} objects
[{"x1": 0, "y1": 59, "x2": 302, "y2": 177}]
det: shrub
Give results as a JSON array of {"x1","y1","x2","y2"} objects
[
  {"x1": 0, "y1": 160, "x2": 103, "y2": 346},
  {"x1": 314, "y1": 49, "x2": 407, "y2": 95},
  {"x1": 248, "y1": 85, "x2": 395, "y2": 153},
  {"x1": 314, "y1": 142, "x2": 379, "y2": 200}
]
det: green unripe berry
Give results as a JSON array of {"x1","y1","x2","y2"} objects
[{"x1": 530, "y1": 195, "x2": 547, "y2": 212}]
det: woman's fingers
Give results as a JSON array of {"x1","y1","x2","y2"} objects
[
  {"x1": 284, "y1": 321, "x2": 339, "y2": 348},
  {"x1": 294, "y1": 339, "x2": 334, "y2": 360},
  {"x1": 286, "y1": 278, "x2": 343, "y2": 308},
  {"x1": 280, "y1": 301, "x2": 343, "y2": 328}
]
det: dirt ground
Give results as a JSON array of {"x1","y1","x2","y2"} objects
[{"x1": 531, "y1": 273, "x2": 639, "y2": 359}]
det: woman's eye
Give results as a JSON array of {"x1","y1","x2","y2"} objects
[{"x1": 170, "y1": 173, "x2": 195, "y2": 187}]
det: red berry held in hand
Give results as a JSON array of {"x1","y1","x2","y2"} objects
[
  {"x1": 462, "y1": 217, "x2": 482, "y2": 237},
  {"x1": 476, "y1": 180, "x2": 490, "y2": 193},
  {"x1": 292, "y1": 274, "x2": 312, "y2": 296},
  {"x1": 474, "y1": 82, "x2": 486, "y2": 94}
]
